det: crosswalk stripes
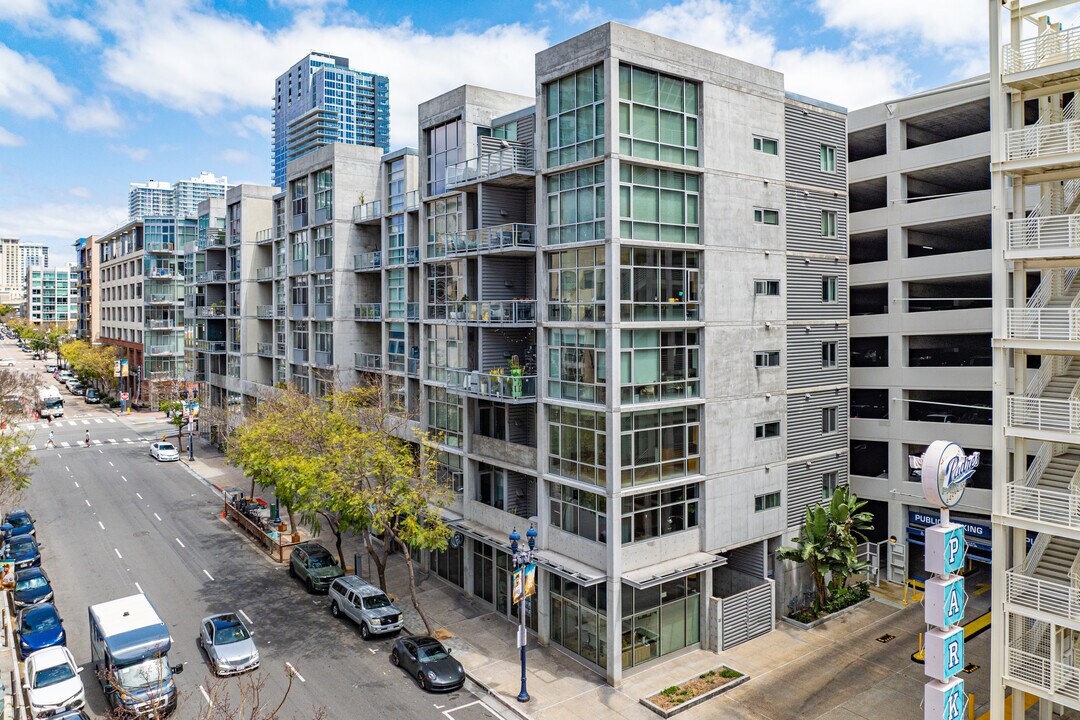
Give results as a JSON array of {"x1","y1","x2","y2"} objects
[
  {"x1": 93, "y1": 440, "x2": 102, "y2": 445},
  {"x1": 108, "y1": 439, "x2": 117, "y2": 444},
  {"x1": 81, "y1": 419, "x2": 89, "y2": 425},
  {"x1": 60, "y1": 442, "x2": 70, "y2": 447},
  {"x1": 94, "y1": 419, "x2": 102, "y2": 424},
  {"x1": 17, "y1": 417, "x2": 118, "y2": 431},
  {"x1": 29, "y1": 437, "x2": 145, "y2": 451}
]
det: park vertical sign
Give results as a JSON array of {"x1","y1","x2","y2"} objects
[{"x1": 921, "y1": 440, "x2": 979, "y2": 720}]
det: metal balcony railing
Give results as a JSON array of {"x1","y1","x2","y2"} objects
[
  {"x1": 407, "y1": 302, "x2": 419, "y2": 321},
  {"x1": 1007, "y1": 308, "x2": 1080, "y2": 341},
  {"x1": 146, "y1": 240, "x2": 176, "y2": 254},
  {"x1": 444, "y1": 368, "x2": 537, "y2": 402},
  {"x1": 256, "y1": 342, "x2": 274, "y2": 357},
  {"x1": 1008, "y1": 214, "x2": 1080, "y2": 253},
  {"x1": 194, "y1": 340, "x2": 226, "y2": 354},
  {"x1": 406, "y1": 358, "x2": 419, "y2": 377},
  {"x1": 445, "y1": 147, "x2": 534, "y2": 187},
  {"x1": 255, "y1": 267, "x2": 274, "y2": 281},
  {"x1": 1005, "y1": 483, "x2": 1080, "y2": 531},
  {"x1": 1005, "y1": 644, "x2": 1080, "y2": 704},
  {"x1": 147, "y1": 345, "x2": 182, "y2": 356},
  {"x1": 354, "y1": 251, "x2": 382, "y2": 271},
  {"x1": 256, "y1": 305, "x2": 274, "y2": 318},
  {"x1": 354, "y1": 352, "x2": 382, "y2": 371},
  {"x1": 196, "y1": 270, "x2": 226, "y2": 284},
  {"x1": 229, "y1": 270, "x2": 241, "y2": 282},
  {"x1": 1004, "y1": 25, "x2": 1080, "y2": 74},
  {"x1": 354, "y1": 303, "x2": 382, "y2": 321},
  {"x1": 146, "y1": 294, "x2": 178, "y2": 304},
  {"x1": 145, "y1": 267, "x2": 181, "y2": 279},
  {"x1": 1005, "y1": 569, "x2": 1080, "y2": 621},
  {"x1": 196, "y1": 306, "x2": 225, "y2": 318},
  {"x1": 229, "y1": 341, "x2": 241, "y2": 353},
  {"x1": 292, "y1": 348, "x2": 308, "y2": 364},
  {"x1": 353, "y1": 200, "x2": 382, "y2": 223},
  {"x1": 1007, "y1": 117, "x2": 1080, "y2": 161},
  {"x1": 255, "y1": 228, "x2": 273, "y2": 244},
  {"x1": 445, "y1": 300, "x2": 536, "y2": 324},
  {"x1": 1007, "y1": 395, "x2": 1080, "y2": 434},
  {"x1": 441, "y1": 223, "x2": 536, "y2": 256},
  {"x1": 196, "y1": 232, "x2": 226, "y2": 251},
  {"x1": 405, "y1": 190, "x2": 419, "y2": 211}
]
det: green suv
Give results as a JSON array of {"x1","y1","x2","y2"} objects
[{"x1": 288, "y1": 543, "x2": 344, "y2": 593}]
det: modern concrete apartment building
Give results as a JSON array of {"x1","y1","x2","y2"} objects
[
  {"x1": 22, "y1": 264, "x2": 77, "y2": 326},
  {"x1": 847, "y1": 79, "x2": 995, "y2": 584},
  {"x1": 73, "y1": 236, "x2": 100, "y2": 340},
  {"x1": 128, "y1": 173, "x2": 229, "y2": 220},
  {"x1": 0, "y1": 238, "x2": 50, "y2": 306},
  {"x1": 990, "y1": 2, "x2": 1080, "y2": 716}
]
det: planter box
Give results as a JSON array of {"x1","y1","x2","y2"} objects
[
  {"x1": 640, "y1": 667, "x2": 749, "y2": 718},
  {"x1": 780, "y1": 596, "x2": 874, "y2": 631}
]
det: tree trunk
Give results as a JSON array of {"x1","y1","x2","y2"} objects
[
  {"x1": 363, "y1": 528, "x2": 388, "y2": 591},
  {"x1": 401, "y1": 541, "x2": 434, "y2": 636},
  {"x1": 285, "y1": 502, "x2": 296, "y2": 533},
  {"x1": 810, "y1": 562, "x2": 828, "y2": 608}
]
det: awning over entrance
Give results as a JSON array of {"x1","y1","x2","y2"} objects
[
  {"x1": 448, "y1": 518, "x2": 508, "y2": 547},
  {"x1": 532, "y1": 549, "x2": 606, "y2": 587},
  {"x1": 621, "y1": 552, "x2": 727, "y2": 590}
]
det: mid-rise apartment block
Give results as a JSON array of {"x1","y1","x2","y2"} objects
[
  {"x1": 128, "y1": 173, "x2": 229, "y2": 220},
  {"x1": 0, "y1": 238, "x2": 49, "y2": 306},
  {"x1": 22, "y1": 264, "x2": 77, "y2": 325},
  {"x1": 847, "y1": 79, "x2": 995, "y2": 585},
  {"x1": 272, "y1": 52, "x2": 390, "y2": 190},
  {"x1": 200, "y1": 22, "x2": 848, "y2": 685},
  {"x1": 73, "y1": 236, "x2": 101, "y2": 340}
]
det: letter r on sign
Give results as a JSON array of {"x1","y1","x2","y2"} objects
[{"x1": 948, "y1": 640, "x2": 960, "y2": 668}]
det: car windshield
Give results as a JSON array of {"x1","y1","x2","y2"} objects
[
  {"x1": 158, "y1": 444, "x2": 175, "y2": 452},
  {"x1": 214, "y1": 623, "x2": 250, "y2": 645},
  {"x1": 115, "y1": 657, "x2": 169, "y2": 690},
  {"x1": 16, "y1": 576, "x2": 47, "y2": 591},
  {"x1": 417, "y1": 642, "x2": 449, "y2": 662},
  {"x1": 34, "y1": 663, "x2": 75, "y2": 688},
  {"x1": 7, "y1": 516, "x2": 30, "y2": 528},
  {"x1": 308, "y1": 553, "x2": 336, "y2": 569},
  {"x1": 364, "y1": 594, "x2": 392, "y2": 610},
  {"x1": 23, "y1": 610, "x2": 58, "y2": 633}
]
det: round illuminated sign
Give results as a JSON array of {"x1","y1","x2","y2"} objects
[{"x1": 921, "y1": 440, "x2": 979, "y2": 508}]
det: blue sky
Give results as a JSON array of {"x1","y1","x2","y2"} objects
[{"x1": 0, "y1": 0, "x2": 998, "y2": 265}]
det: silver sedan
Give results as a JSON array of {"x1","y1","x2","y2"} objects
[{"x1": 198, "y1": 613, "x2": 259, "y2": 676}]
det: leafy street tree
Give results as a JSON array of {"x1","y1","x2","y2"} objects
[
  {"x1": 777, "y1": 486, "x2": 873, "y2": 610},
  {"x1": 60, "y1": 340, "x2": 120, "y2": 392},
  {"x1": 0, "y1": 367, "x2": 36, "y2": 508},
  {"x1": 0, "y1": 304, "x2": 17, "y2": 321}
]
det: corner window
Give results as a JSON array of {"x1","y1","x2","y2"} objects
[
  {"x1": 754, "y1": 279, "x2": 780, "y2": 296},
  {"x1": 821, "y1": 276, "x2": 838, "y2": 303},
  {"x1": 755, "y1": 421, "x2": 780, "y2": 440},
  {"x1": 754, "y1": 492, "x2": 781, "y2": 512},
  {"x1": 821, "y1": 341, "x2": 838, "y2": 368},
  {"x1": 754, "y1": 208, "x2": 779, "y2": 226},
  {"x1": 754, "y1": 350, "x2": 780, "y2": 368},
  {"x1": 822, "y1": 406, "x2": 838, "y2": 434},
  {"x1": 820, "y1": 144, "x2": 837, "y2": 173},
  {"x1": 753, "y1": 135, "x2": 779, "y2": 155},
  {"x1": 821, "y1": 210, "x2": 837, "y2": 238}
]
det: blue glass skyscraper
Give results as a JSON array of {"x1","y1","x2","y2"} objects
[{"x1": 272, "y1": 52, "x2": 390, "y2": 190}]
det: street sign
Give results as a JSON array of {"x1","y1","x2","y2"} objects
[
  {"x1": 121, "y1": 392, "x2": 129, "y2": 401},
  {"x1": 925, "y1": 576, "x2": 965, "y2": 629},
  {"x1": 925, "y1": 523, "x2": 966, "y2": 575},
  {"x1": 925, "y1": 626, "x2": 965, "y2": 683}
]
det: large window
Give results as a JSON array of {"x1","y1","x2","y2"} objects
[
  {"x1": 313, "y1": 225, "x2": 332, "y2": 262},
  {"x1": 290, "y1": 178, "x2": 307, "y2": 218},
  {"x1": 547, "y1": 328, "x2": 606, "y2": 404},
  {"x1": 387, "y1": 268, "x2": 406, "y2": 319},
  {"x1": 425, "y1": 323, "x2": 464, "y2": 383},
  {"x1": 545, "y1": 65, "x2": 605, "y2": 168},
  {"x1": 620, "y1": 407, "x2": 700, "y2": 487},
  {"x1": 619, "y1": 247, "x2": 700, "y2": 321},
  {"x1": 621, "y1": 574, "x2": 700, "y2": 668},
  {"x1": 549, "y1": 482, "x2": 607, "y2": 542},
  {"x1": 387, "y1": 157, "x2": 405, "y2": 212},
  {"x1": 314, "y1": 169, "x2": 332, "y2": 212},
  {"x1": 388, "y1": 215, "x2": 405, "y2": 265},
  {"x1": 548, "y1": 406, "x2": 607, "y2": 487},
  {"x1": 426, "y1": 259, "x2": 464, "y2": 320},
  {"x1": 551, "y1": 576, "x2": 607, "y2": 668},
  {"x1": 620, "y1": 329, "x2": 699, "y2": 404},
  {"x1": 621, "y1": 484, "x2": 699, "y2": 543},
  {"x1": 427, "y1": 386, "x2": 463, "y2": 448},
  {"x1": 547, "y1": 165, "x2": 606, "y2": 245},
  {"x1": 426, "y1": 197, "x2": 462, "y2": 257},
  {"x1": 619, "y1": 165, "x2": 700, "y2": 244},
  {"x1": 547, "y1": 247, "x2": 606, "y2": 322},
  {"x1": 618, "y1": 64, "x2": 699, "y2": 166},
  {"x1": 426, "y1": 119, "x2": 464, "y2": 196}
]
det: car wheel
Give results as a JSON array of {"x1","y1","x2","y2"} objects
[
  {"x1": 330, "y1": 601, "x2": 340, "y2": 618},
  {"x1": 390, "y1": 649, "x2": 400, "y2": 666},
  {"x1": 289, "y1": 564, "x2": 296, "y2": 578},
  {"x1": 359, "y1": 622, "x2": 370, "y2": 640},
  {"x1": 306, "y1": 578, "x2": 315, "y2": 594},
  {"x1": 416, "y1": 672, "x2": 427, "y2": 691}
]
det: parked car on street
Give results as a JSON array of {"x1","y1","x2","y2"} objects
[
  {"x1": 56, "y1": 371, "x2": 73, "y2": 385},
  {"x1": 13, "y1": 568, "x2": 54, "y2": 608},
  {"x1": 288, "y1": 542, "x2": 343, "y2": 593},
  {"x1": 67, "y1": 382, "x2": 84, "y2": 396},
  {"x1": 4, "y1": 508, "x2": 35, "y2": 537},
  {"x1": 3, "y1": 534, "x2": 42, "y2": 569},
  {"x1": 24, "y1": 646, "x2": 85, "y2": 719},
  {"x1": 0, "y1": 357, "x2": 14, "y2": 366},
  {"x1": 17, "y1": 603, "x2": 66, "y2": 659},
  {"x1": 149, "y1": 442, "x2": 179, "y2": 462},
  {"x1": 198, "y1": 613, "x2": 259, "y2": 676},
  {"x1": 390, "y1": 636, "x2": 465, "y2": 692},
  {"x1": 84, "y1": 389, "x2": 100, "y2": 404},
  {"x1": 328, "y1": 574, "x2": 404, "y2": 639}
]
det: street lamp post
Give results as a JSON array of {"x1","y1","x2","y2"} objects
[{"x1": 509, "y1": 526, "x2": 537, "y2": 703}]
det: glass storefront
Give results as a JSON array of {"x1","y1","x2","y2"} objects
[
  {"x1": 551, "y1": 576, "x2": 607, "y2": 669},
  {"x1": 621, "y1": 573, "x2": 700, "y2": 669}
]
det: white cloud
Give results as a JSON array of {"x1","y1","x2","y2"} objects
[
  {"x1": 108, "y1": 144, "x2": 149, "y2": 161},
  {"x1": 96, "y1": 0, "x2": 546, "y2": 148},
  {"x1": 536, "y1": 0, "x2": 603, "y2": 25},
  {"x1": 0, "y1": 202, "x2": 127, "y2": 243},
  {"x1": 221, "y1": 149, "x2": 252, "y2": 164},
  {"x1": 65, "y1": 96, "x2": 123, "y2": 133},
  {"x1": 0, "y1": 0, "x2": 99, "y2": 43},
  {"x1": 814, "y1": 0, "x2": 987, "y2": 47},
  {"x1": 634, "y1": 0, "x2": 910, "y2": 110},
  {"x1": 0, "y1": 0, "x2": 50, "y2": 21},
  {"x1": 68, "y1": 186, "x2": 91, "y2": 198},
  {"x1": 0, "y1": 126, "x2": 25, "y2": 147},
  {"x1": 0, "y1": 43, "x2": 74, "y2": 118},
  {"x1": 231, "y1": 113, "x2": 272, "y2": 139}
]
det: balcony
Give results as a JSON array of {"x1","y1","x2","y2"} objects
[
  {"x1": 1005, "y1": 483, "x2": 1080, "y2": 532},
  {"x1": 256, "y1": 342, "x2": 274, "y2": 357},
  {"x1": 353, "y1": 251, "x2": 382, "y2": 272},
  {"x1": 194, "y1": 340, "x2": 226, "y2": 354},
  {"x1": 445, "y1": 147, "x2": 535, "y2": 188},
  {"x1": 146, "y1": 240, "x2": 176, "y2": 254},
  {"x1": 354, "y1": 303, "x2": 382, "y2": 321},
  {"x1": 229, "y1": 269, "x2": 241, "y2": 282},
  {"x1": 407, "y1": 358, "x2": 419, "y2": 377},
  {"x1": 196, "y1": 231, "x2": 226, "y2": 251},
  {"x1": 444, "y1": 300, "x2": 535, "y2": 325},
  {"x1": 444, "y1": 368, "x2": 537, "y2": 403},
  {"x1": 313, "y1": 351, "x2": 333, "y2": 368},
  {"x1": 147, "y1": 345, "x2": 182, "y2": 356},
  {"x1": 145, "y1": 267, "x2": 181, "y2": 280},
  {"x1": 442, "y1": 224, "x2": 536, "y2": 257},
  {"x1": 145, "y1": 318, "x2": 180, "y2": 330},
  {"x1": 1007, "y1": 395, "x2": 1080, "y2": 436},
  {"x1": 1006, "y1": 118, "x2": 1080, "y2": 167},
  {"x1": 146, "y1": 294, "x2": 179, "y2": 305},
  {"x1": 196, "y1": 306, "x2": 225, "y2": 318},
  {"x1": 290, "y1": 304, "x2": 309, "y2": 320},
  {"x1": 255, "y1": 267, "x2": 275, "y2": 281},
  {"x1": 1007, "y1": 214, "x2": 1080, "y2": 258},
  {"x1": 196, "y1": 270, "x2": 226, "y2": 284},
  {"x1": 1007, "y1": 308, "x2": 1080, "y2": 342},
  {"x1": 405, "y1": 190, "x2": 419, "y2": 211},
  {"x1": 276, "y1": 263, "x2": 286, "y2": 278},
  {"x1": 353, "y1": 200, "x2": 382, "y2": 223},
  {"x1": 291, "y1": 348, "x2": 308, "y2": 364},
  {"x1": 255, "y1": 228, "x2": 273, "y2": 244},
  {"x1": 354, "y1": 352, "x2": 382, "y2": 371},
  {"x1": 1004, "y1": 25, "x2": 1080, "y2": 76},
  {"x1": 407, "y1": 302, "x2": 419, "y2": 321},
  {"x1": 1005, "y1": 569, "x2": 1080, "y2": 618}
]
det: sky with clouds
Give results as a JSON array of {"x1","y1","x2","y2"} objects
[{"x1": 0, "y1": 0, "x2": 1012, "y2": 265}]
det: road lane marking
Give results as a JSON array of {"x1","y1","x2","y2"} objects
[
  {"x1": 93, "y1": 440, "x2": 101, "y2": 445},
  {"x1": 136, "y1": 492, "x2": 142, "y2": 500},
  {"x1": 98, "y1": 521, "x2": 105, "y2": 530},
  {"x1": 98, "y1": 449, "x2": 102, "y2": 454},
  {"x1": 61, "y1": 442, "x2": 69, "y2": 447},
  {"x1": 122, "y1": 438, "x2": 130, "y2": 442},
  {"x1": 94, "y1": 419, "x2": 102, "y2": 424},
  {"x1": 84, "y1": 499, "x2": 89, "y2": 507},
  {"x1": 153, "y1": 513, "x2": 162, "y2": 521},
  {"x1": 74, "y1": 482, "x2": 79, "y2": 489},
  {"x1": 199, "y1": 685, "x2": 211, "y2": 705},
  {"x1": 114, "y1": 548, "x2": 123, "y2": 559},
  {"x1": 175, "y1": 538, "x2": 185, "y2": 548},
  {"x1": 121, "y1": 476, "x2": 127, "y2": 482},
  {"x1": 108, "y1": 461, "x2": 114, "y2": 467},
  {"x1": 202, "y1": 569, "x2": 214, "y2": 581},
  {"x1": 108, "y1": 439, "x2": 117, "y2": 444},
  {"x1": 81, "y1": 419, "x2": 89, "y2": 425},
  {"x1": 285, "y1": 662, "x2": 304, "y2": 682},
  {"x1": 135, "y1": 582, "x2": 142, "y2": 593},
  {"x1": 238, "y1": 609, "x2": 252, "y2": 624},
  {"x1": 64, "y1": 466, "x2": 69, "y2": 473}
]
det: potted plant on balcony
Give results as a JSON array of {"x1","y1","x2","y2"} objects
[
  {"x1": 508, "y1": 355, "x2": 524, "y2": 399},
  {"x1": 487, "y1": 366, "x2": 504, "y2": 397}
]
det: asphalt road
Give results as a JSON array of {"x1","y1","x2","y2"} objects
[{"x1": 7, "y1": 343, "x2": 504, "y2": 720}]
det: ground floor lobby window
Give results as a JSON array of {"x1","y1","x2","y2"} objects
[
  {"x1": 622, "y1": 573, "x2": 700, "y2": 668},
  {"x1": 551, "y1": 576, "x2": 607, "y2": 669}
]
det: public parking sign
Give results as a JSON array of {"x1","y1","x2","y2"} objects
[
  {"x1": 925, "y1": 626, "x2": 965, "y2": 683},
  {"x1": 925, "y1": 575, "x2": 965, "y2": 629}
]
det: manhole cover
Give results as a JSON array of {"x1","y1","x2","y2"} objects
[{"x1": 876, "y1": 634, "x2": 895, "y2": 644}]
